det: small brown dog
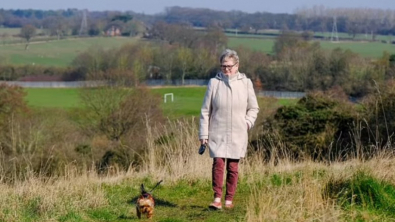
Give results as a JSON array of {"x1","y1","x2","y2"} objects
[{"x1": 136, "y1": 180, "x2": 162, "y2": 219}]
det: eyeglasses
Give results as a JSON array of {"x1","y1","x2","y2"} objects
[{"x1": 220, "y1": 63, "x2": 238, "y2": 70}]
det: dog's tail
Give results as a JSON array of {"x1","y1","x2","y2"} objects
[{"x1": 140, "y1": 184, "x2": 148, "y2": 195}]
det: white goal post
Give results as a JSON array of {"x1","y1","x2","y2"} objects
[{"x1": 164, "y1": 93, "x2": 174, "y2": 103}]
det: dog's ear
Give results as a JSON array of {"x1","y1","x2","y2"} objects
[{"x1": 141, "y1": 184, "x2": 146, "y2": 194}]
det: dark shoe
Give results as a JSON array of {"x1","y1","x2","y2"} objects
[{"x1": 209, "y1": 201, "x2": 222, "y2": 210}]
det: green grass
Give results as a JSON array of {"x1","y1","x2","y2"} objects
[
  {"x1": 24, "y1": 87, "x2": 207, "y2": 116},
  {"x1": 24, "y1": 87, "x2": 298, "y2": 117},
  {"x1": 0, "y1": 37, "x2": 138, "y2": 67},
  {"x1": 228, "y1": 37, "x2": 275, "y2": 55},
  {"x1": 84, "y1": 178, "x2": 248, "y2": 222},
  {"x1": 24, "y1": 88, "x2": 82, "y2": 108},
  {"x1": 277, "y1": 98, "x2": 298, "y2": 106},
  {"x1": 151, "y1": 87, "x2": 207, "y2": 117},
  {"x1": 326, "y1": 171, "x2": 395, "y2": 219},
  {"x1": 24, "y1": 87, "x2": 208, "y2": 116},
  {"x1": 228, "y1": 36, "x2": 395, "y2": 58}
]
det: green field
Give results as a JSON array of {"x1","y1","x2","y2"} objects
[
  {"x1": 151, "y1": 87, "x2": 207, "y2": 117},
  {"x1": 228, "y1": 36, "x2": 395, "y2": 58},
  {"x1": 25, "y1": 88, "x2": 81, "y2": 108},
  {"x1": 226, "y1": 29, "x2": 393, "y2": 42},
  {"x1": 24, "y1": 87, "x2": 296, "y2": 117},
  {"x1": 24, "y1": 87, "x2": 207, "y2": 117},
  {"x1": 228, "y1": 37, "x2": 275, "y2": 55},
  {"x1": 0, "y1": 37, "x2": 138, "y2": 67},
  {"x1": 313, "y1": 32, "x2": 393, "y2": 42}
]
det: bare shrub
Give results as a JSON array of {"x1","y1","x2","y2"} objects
[
  {"x1": 76, "y1": 85, "x2": 164, "y2": 173},
  {"x1": 359, "y1": 80, "x2": 395, "y2": 150},
  {"x1": 0, "y1": 84, "x2": 83, "y2": 181},
  {"x1": 0, "y1": 104, "x2": 91, "y2": 182},
  {"x1": 0, "y1": 84, "x2": 30, "y2": 179}
]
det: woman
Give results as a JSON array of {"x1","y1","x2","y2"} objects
[{"x1": 199, "y1": 49, "x2": 259, "y2": 210}]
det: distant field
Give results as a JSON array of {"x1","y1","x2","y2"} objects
[
  {"x1": 0, "y1": 27, "x2": 21, "y2": 35},
  {"x1": 226, "y1": 29, "x2": 393, "y2": 42},
  {"x1": 228, "y1": 37, "x2": 275, "y2": 54},
  {"x1": 228, "y1": 36, "x2": 395, "y2": 58},
  {"x1": 308, "y1": 31, "x2": 393, "y2": 42},
  {"x1": 0, "y1": 37, "x2": 138, "y2": 67},
  {"x1": 24, "y1": 87, "x2": 297, "y2": 117},
  {"x1": 1, "y1": 34, "x2": 393, "y2": 68},
  {"x1": 318, "y1": 40, "x2": 395, "y2": 58}
]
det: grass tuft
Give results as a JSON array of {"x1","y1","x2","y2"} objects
[{"x1": 325, "y1": 170, "x2": 395, "y2": 217}]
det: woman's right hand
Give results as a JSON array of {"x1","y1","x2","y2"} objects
[{"x1": 200, "y1": 139, "x2": 208, "y2": 145}]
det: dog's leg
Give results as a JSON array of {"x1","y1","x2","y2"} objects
[
  {"x1": 136, "y1": 206, "x2": 141, "y2": 219},
  {"x1": 147, "y1": 208, "x2": 154, "y2": 219}
]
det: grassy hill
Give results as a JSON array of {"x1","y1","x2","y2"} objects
[{"x1": 1, "y1": 120, "x2": 394, "y2": 221}]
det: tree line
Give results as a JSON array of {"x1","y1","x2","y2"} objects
[{"x1": 2, "y1": 6, "x2": 395, "y2": 40}]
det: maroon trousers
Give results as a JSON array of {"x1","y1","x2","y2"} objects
[{"x1": 212, "y1": 158, "x2": 240, "y2": 201}]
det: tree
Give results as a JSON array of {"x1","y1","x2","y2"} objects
[
  {"x1": 155, "y1": 44, "x2": 177, "y2": 83},
  {"x1": 43, "y1": 16, "x2": 69, "y2": 39},
  {"x1": 176, "y1": 46, "x2": 193, "y2": 85},
  {"x1": 272, "y1": 31, "x2": 304, "y2": 56},
  {"x1": 193, "y1": 47, "x2": 216, "y2": 79},
  {"x1": 1, "y1": 33, "x2": 9, "y2": 45},
  {"x1": 201, "y1": 27, "x2": 228, "y2": 55},
  {"x1": 20, "y1": 24, "x2": 36, "y2": 50},
  {"x1": 111, "y1": 14, "x2": 133, "y2": 23},
  {"x1": 124, "y1": 20, "x2": 145, "y2": 36},
  {"x1": 0, "y1": 83, "x2": 30, "y2": 155}
]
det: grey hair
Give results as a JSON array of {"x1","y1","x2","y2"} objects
[{"x1": 219, "y1": 49, "x2": 239, "y2": 64}]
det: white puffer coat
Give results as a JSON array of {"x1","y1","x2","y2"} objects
[{"x1": 199, "y1": 72, "x2": 259, "y2": 159}]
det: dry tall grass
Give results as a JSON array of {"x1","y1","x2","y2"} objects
[{"x1": 0, "y1": 169, "x2": 107, "y2": 221}]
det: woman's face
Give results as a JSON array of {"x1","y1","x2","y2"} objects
[{"x1": 221, "y1": 58, "x2": 239, "y2": 76}]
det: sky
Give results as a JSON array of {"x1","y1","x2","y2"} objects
[{"x1": 2, "y1": 0, "x2": 395, "y2": 14}]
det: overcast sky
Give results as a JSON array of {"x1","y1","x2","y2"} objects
[{"x1": 2, "y1": 0, "x2": 395, "y2": 14}]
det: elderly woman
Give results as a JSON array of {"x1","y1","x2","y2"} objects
[{"x1": 199, "y1": 49, "x2": 259, "y2": 210}]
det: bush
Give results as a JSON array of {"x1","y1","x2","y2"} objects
[
  {"x1": 0, "y1": 65, "x2": 85, "y2": 81},
  {"x1": 267, "y1": 89, "x2": 357, "y2": 161}
]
